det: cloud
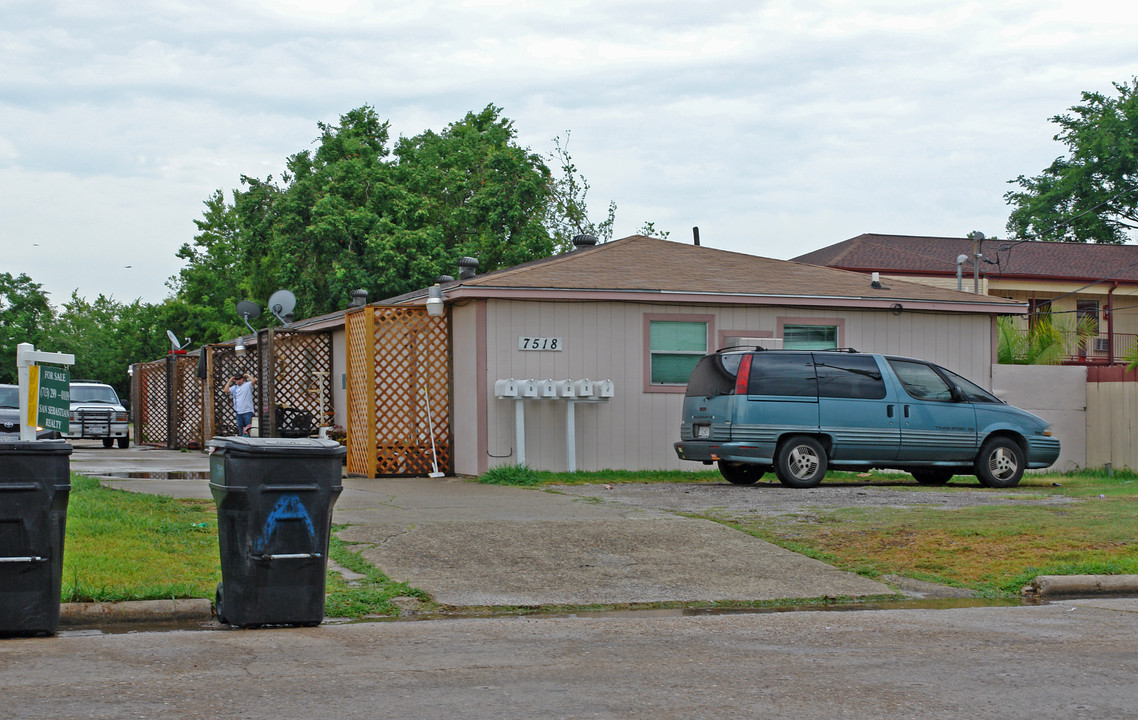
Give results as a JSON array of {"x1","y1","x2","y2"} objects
[{"x1": 3, "y1": 0, "x2": 1138, "y2": 305}]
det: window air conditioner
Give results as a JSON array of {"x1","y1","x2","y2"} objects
[{"x1": 1094, "y1": 337, "x2": 1110, "y2": 353}]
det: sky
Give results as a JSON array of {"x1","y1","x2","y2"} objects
[{"x1": 3, "y1": 0, "x2": 1138, "y2": 308}]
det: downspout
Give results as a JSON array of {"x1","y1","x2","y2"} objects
[{"x1": 1107, "y1": 281, "x2": 1118, "y2": 365}]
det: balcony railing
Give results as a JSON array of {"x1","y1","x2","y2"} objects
[{"x1": 1059, "y1": 332, "x2": 1138, "y2": 365}]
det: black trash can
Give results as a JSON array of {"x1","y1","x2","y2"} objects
[
  {"x1": 0, "y1": 440, "x2": 73, "y2": 636},
  {"x1": 209, "y1": 437, "x2": 346, "y2": 628}
]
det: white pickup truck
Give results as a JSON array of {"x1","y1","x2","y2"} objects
[{"x1": 64, "y1": 381, "x2": 130, "y2": 448}]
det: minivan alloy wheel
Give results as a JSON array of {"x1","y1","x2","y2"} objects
[
  {"x1": 775, "y1": 436, "x2": 828, "y2": 488},
  {"x1": 975, "y1": 437, "x2": 1025, "y2": 488}
]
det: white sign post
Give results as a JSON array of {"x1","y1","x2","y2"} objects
[{"x1": 16, "y1": 343, "x2": 76, "y2": 441}]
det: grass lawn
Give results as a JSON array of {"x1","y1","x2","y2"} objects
[
  {"x1": 62, "y1": 474, "x2": 426, "y2": 617},
  {"x1": 482, "y1": 466, "x2": 1138, "y2": 598}
]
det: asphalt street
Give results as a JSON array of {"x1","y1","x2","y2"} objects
[{"x1": 4, "y1": 441, "x2": 1133, "y2": 719}]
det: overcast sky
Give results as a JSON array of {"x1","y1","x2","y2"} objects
[{"x1": 4, "y1": 0, "x2": 1137, "y2": 308}]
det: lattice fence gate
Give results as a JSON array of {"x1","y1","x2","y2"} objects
[
  {"x1": 204, "y1": 344, "x2": 261, "y2": 439},
  {"x1": 132, "y1": 357, "x2": 169, "y2": 447},
  {"x1": 171, "y1": 354, "x2": 204, "y2": 449},
  {"x1": 346, "y1": 306, "x2": 451, "y2": 477},
  {"x1": 258, "y1": 328, "x2": 333, "y2": 438}
]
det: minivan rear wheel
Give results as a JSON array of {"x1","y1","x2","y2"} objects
[
  {"x1": 775, "y1": 436, "x2": 828, "y2": 488},
  {"x1": 975, "y1": 437, "x2": 1025, "y2": 488},
  {"x1": 717, "y1": 460, "x2": 764, "y2": 485}
]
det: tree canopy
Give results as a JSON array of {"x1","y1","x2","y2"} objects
[
  {"x1": 0, "y1": 272, "x2": 55, "y2": 384},
  {"x1": 1005, "y1": 78, "x2": 1138, "y2": 243},
  {"x1": 174, "y1": 104, "x2": 607, "y2": 329}
]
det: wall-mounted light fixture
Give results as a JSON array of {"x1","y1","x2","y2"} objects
[{"x1": 426, "y1": 284, "x2": 445, "y2": 317}]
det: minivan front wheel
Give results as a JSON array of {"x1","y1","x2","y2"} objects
[
  {"x1": 975, "y1": 437, "x2": 1025, "y2": 488},
  {"x1": 775, "y1": 436, "x2": 828, "y2": 488},
  {"x1": 717, "y1": 460, "x2": 764, "y2": 485}
]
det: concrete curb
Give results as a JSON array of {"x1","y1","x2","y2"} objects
[
  {"x1": 1025, "y1": 575, "x2": 1138, "y2": 598},
  {"x1": 60, "y1": 599, "x2": 214, "y2": 627}
]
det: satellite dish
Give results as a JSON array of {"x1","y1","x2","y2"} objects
[
  {"x1": 235, "y1": 300, "x2": 262, "y2": 320},
  {"x1": 166, "y1": 330, "x2": 183, "y2": 351},
  {"x1": 268, "y1": 289, "x2": 297, "y2": 325}
]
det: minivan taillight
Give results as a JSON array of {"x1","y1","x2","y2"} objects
[{"x1": 734, "y1": 354, "x2": 752, "y2": 395}]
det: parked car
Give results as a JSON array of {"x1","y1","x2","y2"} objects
[
  {"x1": 0, "y1": 384, "x2": 62, "y2": 440},
  {"x1": 674, "y1": 349, "x2": 1060, "y2": 488},
  {"x1": 64, "y1": 381, "x2": 130, "y2": 448}
]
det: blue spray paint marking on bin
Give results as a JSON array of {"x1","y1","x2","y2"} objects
[{"x1": 254, "y1": 495, "x2": 317, "y2": 555}]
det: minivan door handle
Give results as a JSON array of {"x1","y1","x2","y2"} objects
[
  {"x1": 887, "y1": 405, "x2": 894, "y2": 418},
  {"x1": 904, "y1": 405, "x2": 911, "y2": 418}
]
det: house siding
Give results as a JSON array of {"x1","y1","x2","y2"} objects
[{"x1": 461, "y1": 299, "x2": 994, "y2": 473}]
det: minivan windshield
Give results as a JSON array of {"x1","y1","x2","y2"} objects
[{"x1": 684, "y1": 354, "x2": 742, "y2": 397}]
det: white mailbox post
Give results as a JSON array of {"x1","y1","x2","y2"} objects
[{"x1": 496, "y1": 378, "x2": 615, "y2": 472}]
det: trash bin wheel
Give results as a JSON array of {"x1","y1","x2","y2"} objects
[{"x1": 215, "y1": 582, "x2": 228, "y2": 624}]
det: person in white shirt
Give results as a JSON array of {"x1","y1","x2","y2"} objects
[{"x1": 222, "y1": 371, "x2": 256, "y2": 436}]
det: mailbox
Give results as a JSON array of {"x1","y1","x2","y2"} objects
[
  {"x1": 538, "y1": 379, "x2": 558, "y2": 398},
  {"x1": 519, "y1": 379, "x2": 539, "y2": 398},
  {"x1": 573, "y1": 379, "x2": 594, "y2": 397},
  {"x1": 555, "y1": 380, "x2": 575, "y2": 398},
  {"x1": 597, "y1": 379, "x2": 615, "y2": 398},
  {"x1": 494, "y1": 379, "x2": 519, "y2": 398}
]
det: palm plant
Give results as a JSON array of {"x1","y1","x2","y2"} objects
[{"x1": 997, "y1": 311, "x2": 1097, "y2": 365}]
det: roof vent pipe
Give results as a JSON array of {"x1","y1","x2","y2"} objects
[
  {"x1": 436, "y1": 274, "x2": 454, "y2": 284},
  {"x1": 458, "y1": 256, "x2": 479, "y2": 280},
  {"x1": 349, "y1": 288, "x2": 368, "y2": 308},
  {"x1": 693, "y1": 227, "x2": 700, "y2": 246},
  {"x1": 572, "y1": 234, "x2": 597, "y2": 250},
  {"x1": 871, "y1": 272, "x2": 882, "y2": 289}
]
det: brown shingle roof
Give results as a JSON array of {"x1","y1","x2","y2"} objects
[
  {"x1": 386, "y1": 235, "x2": 1019, "y2": 308},
  {"x1": 793, "y1": 233, "x2": 1138, "y2": 284}
]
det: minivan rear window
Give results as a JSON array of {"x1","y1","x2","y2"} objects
[
  {"x1": 815, "y1": 354, "x2": 887, "y2": 399},
  {"x1": 747, "y1": 353, "x2": 817, "y2": 396},
  {"x1": 684, "y1": 354, "x2": 741, "y2": 397}
]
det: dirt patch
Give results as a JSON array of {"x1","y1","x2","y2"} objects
[{"x1": 547, "y1": 480, "x2": 1077, "y2": 517}]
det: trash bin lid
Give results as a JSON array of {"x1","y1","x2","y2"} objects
[
  {"x1": 0, "y1": 440, "x2": 73, "y2": 456},
  {"x1": 208, "y1": 436, "x2": 346, "y2": 457}
]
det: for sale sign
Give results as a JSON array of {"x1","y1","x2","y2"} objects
[{"x1": 28, "y1": 364, "x2": 70, "y2": 434}]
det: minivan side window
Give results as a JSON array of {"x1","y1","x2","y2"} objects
[
  {"x1": 815, "y1": 355, "x2": 887, "y2": 399},
  {"x1": 684, "y1": 354, "x2": 741, "y2": 397},
  {"x1": 887, "y1": 360, "x2": 954, "y2": 402},
  {"x1": 941, "y1": 368, "x2": 1001, "y2": 403},
  {"x1": 747, "y1": 353, "x2": 817, "y2": 396}
]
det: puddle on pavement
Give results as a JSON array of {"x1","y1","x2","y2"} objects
[{"x1": 101, "y1": 471, "x2": 210, "y2": 480}]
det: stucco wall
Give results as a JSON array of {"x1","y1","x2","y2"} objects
[
  {"x1": 991, "y1": 364, "x2": 1087, "y2": 472},
  {"x1": 453, "y1": 299, "x2": 996, "y2": 474}
]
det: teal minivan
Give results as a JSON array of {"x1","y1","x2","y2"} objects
[{"x1": 674, "y1": 349, "x2": 1060, "y2": 488}]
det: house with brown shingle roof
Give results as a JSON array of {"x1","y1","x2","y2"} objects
[
  {"x1": 388, "y1": 235, "x2": 1024, "y2": 474},
  {"x1": 794, "y1": 233, "x2": 1138, "y2": 365}
]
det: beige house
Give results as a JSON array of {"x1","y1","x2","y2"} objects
[
  {"x1": 390, "y1": 235, "x2": 1023, "y2": 474},
  {"x1": 794, "y1": 233, "x2": 1138, "y2": 365}
]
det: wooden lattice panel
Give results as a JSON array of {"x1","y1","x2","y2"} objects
[
  {"x1": 346, "y1": 305, "x2": 450, "y2": 477},
  {"x1": 136, "y1": 359, "x2": 168, "y2": 447},
  {"x1": 208, "y1": 345, "x2": 261, "y2": 438},
  {"x1": 173, "y1": 355, "x2": 204, "y2": 449},
  {"x1": 346, "y1": 309, "x2": 373, "y2": 475},
  {"x1": 261, "y1": 329, "x2": 333, "y2": 437}
]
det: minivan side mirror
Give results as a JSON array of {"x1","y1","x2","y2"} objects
[{"x1": 950, "y1": 385, "x2": 966, "y2": 403}]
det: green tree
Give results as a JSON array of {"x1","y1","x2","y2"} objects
[
  {"x1": 40, "y1": 293, "x2": 168, "y2": 398},
  {"x1": 175, "y1": 105, "x2": 616, "y2": 322},
  {"x1": 394, "y1": 105, "x2": 556, "y2": 272},
  {"x1": 1005, "y1": 78, "x2": 1138, "y2": 243},
  {"x1": 166, "y1": 189, "x2": 251, "y2": 345},
  {"x1": 545, "y1": 133, "x2": 616, "y2": 247},
  {"x1": 0, "y1": 272, "x2": 55, "y2": 383}
]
